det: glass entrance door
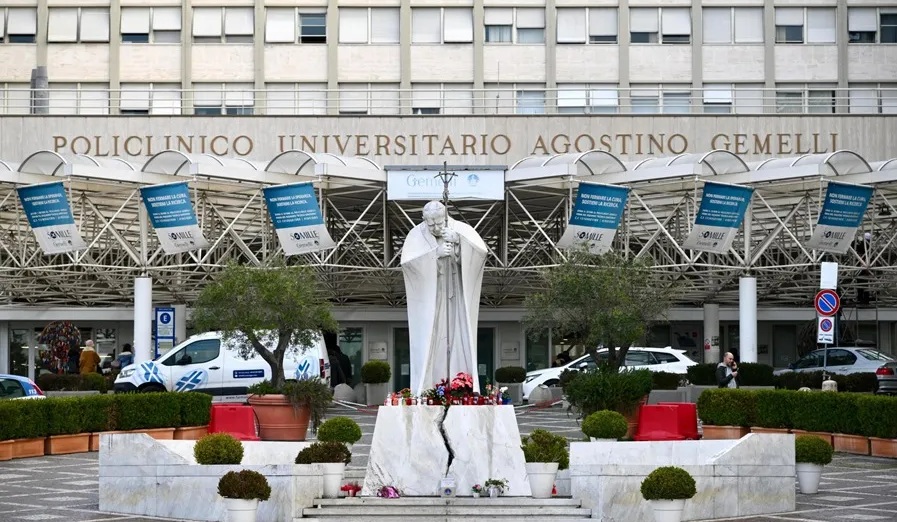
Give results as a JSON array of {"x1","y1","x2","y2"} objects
[
  {"x1": 393, "y1": 327, "x2": 496, "y2": 393},
  {"x1": 476, "y1": 328, "x2": 495, "y2": 391},
  {"x1": 8, "y1": 329, "x2": 30, "y2": 377}
]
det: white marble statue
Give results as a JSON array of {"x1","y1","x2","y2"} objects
[{"x1": 401, "y1": 201, "x2": 488, "y2": 396}]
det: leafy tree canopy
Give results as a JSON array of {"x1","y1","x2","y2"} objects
[
  {"x1": 523, "y1": 250, "x2": 677, "y2": 369},
  {"x1": 193, "y1": 262, "x2": 337, "y2": 387}
]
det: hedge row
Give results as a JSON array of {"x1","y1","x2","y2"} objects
[
  {"x1": 36, "y1": 373, "x2": 110, "y2": 393},
  {"x1": 0, "y1": 392, "x2": 212, "y2": 441},
  {"x1": 685, "y1": 363, "x2": 878, "y2": 392},
  {"x1": 697, "y1": 388, "x2": 897, "y2": 438}
]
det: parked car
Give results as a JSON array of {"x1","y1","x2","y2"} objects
[
  {"x1": 773, "y1": 347, "x2": 894, "y2": 376},
  {"x1": 522, "y1": 346, "x2": 697, "y2": 401},
  {"x1": 0, "y1": 374, "x2": 46, "y2": 400},
  {"x1": 113, "y1": 331, "x2": 330, "y2": 395},
  {"x1": 875, "y1": 362, "x2": 897, "y2": 394}
]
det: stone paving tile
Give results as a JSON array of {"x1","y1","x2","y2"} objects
[{"x1": 1, "y1": 403, "x2": 896, "y2": 521}]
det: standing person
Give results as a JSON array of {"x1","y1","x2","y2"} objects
[
  {"x1": 67, "y1": 343, "x2": 81, "y2": 374},
  {"x1": 80, "y1": 340, "x2": 101, "y2": 375},
  {"x1": 716, "y1": 352, "x2": 739, "y2": 388},
  {"x1": 334, "y1": 345, "x2": 353, "y2": 386}
]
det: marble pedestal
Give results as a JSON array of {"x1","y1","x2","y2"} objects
[
  {"x1": 570, "y1": 433, "x2": 795, "y2": 521},
  {"x1": 362, "y1": 405, "x2": 532, "y2": 497},
  {"x1": 98, "y1": 433, "x2": 321, "y2": 521}
]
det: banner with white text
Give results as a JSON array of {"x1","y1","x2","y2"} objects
[
  {"x1": 683, "y1": 181, "x2": 754, "y2": 254},
  {"x1": 263, "y1": 183, "x2": 335, "y2": 255},
  {"x1": 556, "y1": 182, "x2": 629, "y2": 254},
  {"x1": 805, "y1": 182, "x2": 873, "y2": 254},
  {"x1": 140, "y1": 182, "x2": 210, "y2": 254},
  {"x1": 17, "y1": 181, "x2": 87, "y2": 255}
]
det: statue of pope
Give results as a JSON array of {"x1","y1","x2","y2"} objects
[{"x1": 401, "y1": 201, "x2": 488, "y2": 396}]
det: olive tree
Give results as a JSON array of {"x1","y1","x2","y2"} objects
[
  {"x1": 193, "y1": 262, "x2": 337, "y2": 388},
  {"x1": 523, "y1": 250, "x2": 676, "y2": 370}
]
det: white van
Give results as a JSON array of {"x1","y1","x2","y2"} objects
[{"x1": 113, "y1": 331, "x2": 330, "y2": 396}]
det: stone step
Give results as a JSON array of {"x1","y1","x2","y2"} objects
[
  {"x1": 300, "y1": 497, "x2": 591, "y2": 519},
  {"x1": 300, "y1": 518, "x2": 593, "y2": 522},
  {"x1": 313, "y1": 498, "x2": 582, "y2": 507}
]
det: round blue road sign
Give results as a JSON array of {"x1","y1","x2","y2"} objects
[
  {"x1": 814, "y1": 289, "x2": 840, "y2": 317},
  {"x1": 820, "y1": 318, "x2": 833, "y2": 332},
  {"x1": 159, "y1": 312, "x2": 172, "y2": 324}
]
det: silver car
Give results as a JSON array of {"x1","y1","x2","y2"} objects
[
  {"x1": 773, "y1": 347, "x2": 894, "y2": 376},
  {"x1": 875, "y1": 362, "x2": 897, "y2": 394}
]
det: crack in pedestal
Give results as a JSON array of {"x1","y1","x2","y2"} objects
[{"x1": 437, "y1": 406, "x2": 454, "y2": 476}]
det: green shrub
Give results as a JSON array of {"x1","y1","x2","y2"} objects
[
  {"x1": 790, "y1": 391, "x2": 857, "y2": 433},
  {"x1": 775, "y1": 371, "x2": 850, "y2": 391},
  {"x1": 494, "y1": 366, "x2": 527, "y2": 383},
  {"x1": 640, "y1": 466, "x2": 697, "y2": 501},
  {"x1": 521, "y1": 429, "x2": 569, "y2": 470},
  {"x1": 81, "y1": 372, "x2": 108, "y2": 393},
  {"x1": 35, "y1": 373, "x2": 108, "y2": 392},
  {"x1": 581, "y1": 410, "x2": 628, "y2": 440},
  {"x1": 754, "y1": 390, "x2": 798, "y2": 429},
  {"x1": 116, "y1": 393, "x2": 181, "y2": 430},
  {"x1": 195, "y1": 433, "x2": 244, "y2": 465},
  {"x1": 246, "y1": 380, "x2": 280, "y2": 395},
  {"x1": 218, "y1": 470, "x2": 271, "y2": 501},
  {"x1": 46, "y1": 397, "x2": 87, "y2": 435},
  {"x1": 651, "y1": 372, "x2": 681, "y2": 390},
  {"x1": 9, "y1": 399, "x2": 49, "y2": 439},
  {"x1": 696, "y1": 389, "x2": 756, "y2": 427},
  {"x1": 856, "y1": 395, "x2": 897, "y2": 439},
  {"x1": 564, "y1": 367, "x2": 653, "y2": 417},
  {"x1": 558, "y1": 369, "x2": 579, "y2": 392},
  {"x1": 736, "y1": 363, "x2": 776, "y2": 386},
  {"x1": 795, "y1": 435, "x2": 833, "y2": 465},
  {"x1": 295, "y1": 441, "x2": 352, "y2": 464},
  {"x1": 843, "y1": 373, "x2": 878, "y2": 393},
  {"x1": 360, "y1": 361, "x2": 391, "y2": 384},
  {"x1": 316, "y1": 416, "x2": 362, "y2": 444},
  {"x1": 178, "y1": 392, "x2": 213, "y2": 427},
  {"x1": 282, "y1": 379, "x2": 333, "y2": 433},
  {"x1": 0, "y1": 401, "x2": 27, "y2": 440},
  {"x1": 685, "y1": 364, "x2": 717, "y2": 386},
  {"x1": 81, "y1": 395, "x2": 118, "y2": 432}
]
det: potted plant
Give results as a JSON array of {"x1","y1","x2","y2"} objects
[
  {"x1": 316, "y1": 416, "x2": 362, "y2": 452},
  {"x1": 361, "y1": 360, "x2": 391, "y2": 406},
  {"x1": 193, "y1": 262, "x2": 338, "y2": 441},
  {"x1": 218, "y1": 469, "x2": 272, "y2": 522},
  {"x1": 471, "y1": 483, "x2": 484, "y2": 498},
  {"x1": 494, "y1": 366, "x2": 526, "y2": 404},
  {"x1": 582, "y1": 409, "x2": 629, "y2": 441},
  {"x1": 520, "y1": 429, "x2": 569, "y2": 499},
  {"x1": 795, "y1": 434, "x2": 834, "y2": 494},
  {"x1": 245, "y1": 377, "x2": 333, "y2": 441},
  {"x1": 484, "y1": 478, "x2": 508, "y2": 498},
  {"x1": 563, "y1": 367, "x2": 653, "y2": 437},
  {"x1": 194, "y1": 433, "x2": 244, "y2": 465},
  {"x1": 296, "y1": 441, "x2": 352, "y2": 498},
  {"x1": 640, "y1": 466, "x2": 697, "y2": 522}
]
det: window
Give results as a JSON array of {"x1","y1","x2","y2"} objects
[
  {"x1": 193, "y1": 7, "x2": 253, "y2": 43},
  {"x1": 120, "y1": 83, "x2": 181, "y2": 115},
  {"x1": 412, "y1": 8, "x2": 473, "y2": 44},
  {"x1": 557, "y1": 8, "x2": 618, "y2": 44},
  {"x1": 631, "y1": 87, "x2": 659, "y2": 113},
  {"x1": 121, "y1": 8, "x2": 181, "y2": 43},
  {"x1": 809, "y1": 89, "x2": 835, "y2": 114},
  {"x1": 775, "y1": 8, "x2": 804, "y2": 43},
  {"x1": 410, "y1": 84, "x2": 472, "y2": 115},
  {"x1": 625, "y1": 351, "x2": 657, "y2": 366},
  {"x1": 0, "y1": 83, "x2": 30, "y2": 114},
  {"x1": 48, "y1": 8, "x2": 110, "y2": 43},
  {"x1": 193, "y1": 83, "x2": 254, "y2": 115},
  {"x1": 795, "y1": 350, "x2": 823, "y2": 369},
  {"x1": 807, "y1": 8, "x2": 836, "y2": 43},
  {"x1": 338, "y1": 83, "x2": 400, "y2": 115},
  {"x1": 484, "y1": 8, "x2": 544, "y2": 43},
  {"x1": 265, "y1": 83, "x2": 327, "y2": 115},
  {"x1": 734, "y1": 85, "x2": 764, "y2": 114},
  {"x1": 162, "y1": 339, "x2": 220, "y2": 366},
  {"x1": 515, "y1": 8, "x2": 545, "y2": 43},
  {"x1": 661, "y1": 8, "x2": 691, "y2": 44},
  {"x1": 589, "y1": 8, "x2": 617, "y2": 43},
  {"x1": 848, "y1": 84, "x2": 897, "y2": 114},
  {"x1": 484, "y1": 9, "x2": 512, "y2": 43},
  {"x1": 516, "y1": 89, "x2": 545, "y2": 114},
  {"x1": 653, "y1": 352, "x2": 680, "y2": 364},
  {"x1": 883, "y1": 13, "x2": 897, "y2": 43},
  {"x1": 557, "y1": 84, "x2": 618, "y2": 114},
  {"x1": 0, "y1": 8, "x2": 37, "y2": 43},
  {"x1": 662, "y1": 91, "x2": 690, "y2": 113},
  {"x1": 630, "y1": 8, "x2": 658, "y2": 43},
  {"x1": 704, "y1": 8, "x2": 763, "y2": 44},
  {"x1": 48, "y1": 83, "x2": 109, "y2": 115},
  {"x1": 0, "y1": 378, "x2": 25, "y2": 398},
  {"x1": 776, "y1": 90, "x2": 803, "y2": 113},
  {"x1": 703, "y1": 84, "x2": 732, "y2": 114},
  {"x1": 630, "y1": 8, "x2": 690, "y2": 44},
  {"x1": 827, "y1": 349, "x2": 857, "y2": 367},
  {"x1": 339, "y1": 8, "x2": 399, "y2": 44},
  {"x1": 848, "y1": 8, "x2": 877, "y2": 43}
]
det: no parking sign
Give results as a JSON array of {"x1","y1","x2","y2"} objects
[{"x1": 817, "y1": 317, "x2": 834, "y2": 344}]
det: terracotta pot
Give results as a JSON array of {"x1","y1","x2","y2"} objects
[
  {"x1": 247, "y1": 394, "x2": 310, "y2": 441},
  {"x1": 127, "y1": 428, "x2": 176, "y2": 440},
  {"x1": 11, "y1": 438, "x2": 45, "y2": 459},
  {"x1": 45, "y1": 433, "x2": 90, "y2": 455},
  {"x1": 791, "y1": 430, "x2": 833, "y2": 446},
  {"x1": 174, "y1": 426, "x2": 209, "y2": 440},
  {"x1": 833, "y1": 433, "x2": 869, "y2": 455},
  {"x1": 869, "y1": 437, "x2": 897, "y2": 458},
  {"x1": 750, "y1": 427, "x2": 790, "y2": 434},
  {"x1": 0, "y1": 440, "x2": 12, "y2": 461},
  {"x1": 702, "y1": 425, "x2": 750, "y2": 440}
]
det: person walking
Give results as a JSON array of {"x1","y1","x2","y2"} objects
[
  {"x1": 79, "y1": 340, "x2": 101, "y2": 375},
  {"x1": 716, "y1": 351, "x2": 739, "y2": 388}
]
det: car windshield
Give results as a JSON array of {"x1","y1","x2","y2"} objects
[{"x1": 856, "y1": 349, "x2": 894, "y2": 362}]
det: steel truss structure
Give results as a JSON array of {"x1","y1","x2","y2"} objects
[{"x1": 0, "y1": 148, "x2": 895, "y2": 309}]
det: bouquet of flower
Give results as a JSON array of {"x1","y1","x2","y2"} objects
[
  {"x1": 485, "y1": 478, "x2": 509, "y2": 493},
  {"x1": 500, "y1": 386, "x2": 510, "y2": 404},
  {"x1": 340, "y1": 482, "x2": 362, "y2": 497},
  {"x1": 377, "y1": 485, "x2": 401, "y2": 498},
  {"x1": 398, "y1": 388, "x2": 413, "y2": 399},
  {"x1": 423, "y1": 379, "x2": 450, "y2": 404},
  {"x1": 471, "y1": 484, "x2": 483, "y2": 494},
  {"x1": 450, "y1": 372, "x2": 474, "y2": 397}
]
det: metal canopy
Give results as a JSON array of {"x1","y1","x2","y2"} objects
[{"x1": 0, "y1": 147, "x2": 895, "y2": 311}]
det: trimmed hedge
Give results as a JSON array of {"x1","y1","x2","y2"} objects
[
  {"x1": 36, "y1": 373, "x2": 108, "y2": 393},
  {"x1": 0, "y1": 391, "x2": 212, "y2": 441},
  {"x1": 774, "y1": 371, "x2": 878, "y2": 393},
  {"x1": 687, "y1": 363, "x2": 776, "y2": 386},
  {"x1": 494, "y1": 366, "x2": 527, "y2": 384},
  {"x1": 754, "y1": 390, "x2": 798, "y2": 430},
  {"x1": 651, "y1": 371, "x2": 681, "y2": 390},
  {"x1": 696, "y1": 389, "x2": 757, "y2": 427},
  {"x1": 856, "y1": 395, "x2": 897, "y2": 439}
]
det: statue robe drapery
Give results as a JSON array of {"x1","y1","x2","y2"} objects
[{"x1": 401, "y1": 218, "x2": 488, "y2": 396}]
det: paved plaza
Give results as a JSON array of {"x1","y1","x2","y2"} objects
[{"x1": 1, "y1": 403, "x2": 895, "y2": 521}]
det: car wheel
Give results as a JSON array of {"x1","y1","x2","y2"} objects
[{"x1": 139, "y1": 384, "x2": 166, "y2": 393}]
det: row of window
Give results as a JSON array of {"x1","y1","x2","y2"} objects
[
  {"x1": 2, "y1": 83, "x2": 895, "y2": 116},
  {"x1": 1, "y1": 6, "x2": 895, "y2": 45}
]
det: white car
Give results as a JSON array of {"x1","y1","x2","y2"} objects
[{"x1": 522, "y1": 346, "x2": 698, "y2": 401}]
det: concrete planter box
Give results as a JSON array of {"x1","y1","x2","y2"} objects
[{"x1": 99, "y1": 433, "x2": 322, "y2": 521}]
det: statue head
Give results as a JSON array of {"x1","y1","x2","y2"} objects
[{"x1": 422, "y1": 201, "x2": 447, "y2": 237}]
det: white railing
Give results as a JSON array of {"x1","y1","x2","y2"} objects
[{"x1": 2, "y1": 87, "x2": 896, "y2": 116}]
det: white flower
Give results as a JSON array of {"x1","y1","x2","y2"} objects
[{"x1": 499, "y1": 386, "x2": 508, "y2": 393}]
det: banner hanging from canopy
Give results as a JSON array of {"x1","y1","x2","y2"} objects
[
  {"x1": 556, "y1": 182, "x2": 629, "y2": 254},
  {"x1": 683, "y1": 181, "x2": 754, "y2": 254},
  {"x1": 140, "y1": 182, "x2": 210, "y2": 254},
  {"x1": 17, "y1": 181, "x2": 87, "y2": 255},
  {"x1": 805, "y1": 181, "x2": 873, "y2": 254},
  {"x1": 263, "y1": 182, "x2": 335, "y2": 255}
]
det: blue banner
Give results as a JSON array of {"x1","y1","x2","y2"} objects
[
  {"x1": 557, "y1": 183, "x2": 629, "y2": 254},
  {"x1": 263, "y1": 183, "x2": 334, "y2": 255},
  {"x1": 806, "y1": 182, "x2": 873, "y2": 254},
  {"x1": 683, "y1": 182, "x2": 754, "y2": 253},
  {"x1": 17, "y1": 182, "x2": 86, "y2": 254},
  {"x1": 140, "y1": 182, "x2": 209, "y2": 253}
]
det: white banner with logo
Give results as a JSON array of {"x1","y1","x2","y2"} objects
[
  {"x1": 805, "y1": 182, "x2": 873, "y2": 254},
  {"x1": 387, "y1": 169, "x2": 504, "y2": 200},
  {"x1": 263, "y1": 182, "x2": 335, "y2": 255},
  {"x1": 557, "y1": 182, "x2": 629, "y2": 254},
  {"x1": 17, "y1": 181, "x2": 87, "y2": 255},
  {"x1": 140, "y1": 182, "x2": 211, "y2": 254}
]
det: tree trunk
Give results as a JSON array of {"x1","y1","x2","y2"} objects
[{"x1": 245, "y1": 330, "x2": 291, "y2": 389}]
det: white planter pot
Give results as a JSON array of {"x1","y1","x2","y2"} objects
[
  {"x1": 488, "y1": 487, "x2": 500, "y2": 498},
  {"x1": 589, "y1": 437, "x2": 619, "y2": 442},
  {"x1": 321, "y1": 462, "x2": 346, "y2": 499},
  {"x1": 648, "y1": 499, "x2": 686, "y2": 522},
  {"x1": 796, "y1": 462, "x2": 824, "y2": 494},
  {"x1": 525, "y1": 462, "x2": 559, "y2": 499},
  {"x1": 223, "y1": 498, "x2": 259, "y2": 522}
]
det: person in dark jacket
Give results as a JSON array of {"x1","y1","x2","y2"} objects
[{"x1": 716, "y1": 352, "x2": 739, "y2": 388}]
